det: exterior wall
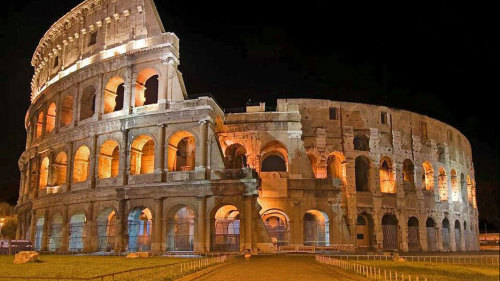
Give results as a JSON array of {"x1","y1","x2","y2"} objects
[{"x1": 16, "y1": 0, "x2": 479, "y2": 254}]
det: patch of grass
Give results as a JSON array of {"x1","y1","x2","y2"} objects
[
  {"x1": 356, "y1": 260, "x2": 499, "y2": 281},
  {"x1": 0, "y1": 254, "x2": 189, "y2": 278}
]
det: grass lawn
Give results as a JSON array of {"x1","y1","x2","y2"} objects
[
  {"x1": 356, "y1": 260, "x2": 499, "y2": 281},
  {"x1": 0, "y1": 254, "x2": 189, "y2": 278}
]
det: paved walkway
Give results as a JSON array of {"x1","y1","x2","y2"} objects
[{"x1": 194, "y1": 255, "x2": 365, "y2": 281}]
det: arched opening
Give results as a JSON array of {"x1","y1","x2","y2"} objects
[
  {"x1": 80, "y1": 85, "x2": 96, "y2": 121},
  {"x1": 69, "y1": 212, "x2": 86, "y2": 252},
  {"x1": 48, "y1": 213, "x2": 63, "y2": 251},
  {"x1": 382, "y1": 214, "x2": 398, "y2": 250},
  {"x1": 261, "y1": 209, "x2": 290, "y2": 246},
  {"x1": 130, "y1": 135, "x2": 155, "y2": 175},
  {"x1": 36, "y1": 111, "x2": 44, "y2": 139},
  {"x1": 426, "y1": 218, "x2": 437, "y2": 251},
  {"x1": 60, "y1": 94, "x2": 74, "y2": 127},
  {"x1": 261, "y1": 141, "x2": 288, "y2": 172},
  {"x1": 225, "y1": 143, "x2": 248, "y2": 169},
  {"x1": 403, "y1": 159, "x2": 415, "y2": 190},
  {"x1": 407, "y1": 217, "x2": 420, "y2": 251},
  {"x1": 34, "y1": 216, "x2": 44, "y2": 251},
  {"x1": 167, "y1": 205, "x2": 195, "y2": 251},
  {"x1": 454, "y1": 220, "x2": 462, "y2": 251},
  {"x1": 303, "y1": 210, "x2": 330, "y2": 246},
  {"x1": 128, "y1": 207, "x2": 152, "y2": 252},
  {"x1": 442, "y1": 218, "x2": 451, "y2": 251},
  {"x1": 168, "y1": 131, "x2": 195, "y2": 171},
  {"x1": 379, "y1": 157, "x2": 395, "y2": 193},
  {"x1": 356, "y1": 214, "x2": 373, "y2": 248},
  {"x1": 46, "y1": 103, "x2": 56, "y2": 133},
  {"x1": 355, "y1": 156, "x2": 370, "y2": 192},
  {"x1": 135, "y1": 69, "x2": 159, "y2": 107},
  {"x1": 103, "y1": 76, "x2": 125, "y2": 114},
  {"x1": 327, "y1": 152, "x2": 346, "y2": 184},
  {"x1": 73, "y1": 146, "x2": 90, "y2": 183},
  {"x1": 52, "y1": 152, "x2": 67, "y2": 186},
  {"x1": 97, "y1": 208, "x2": 116, "y2": 252},
  {"x1": 422, "y1": 161, "x2": 434, "y2": 190},
  {"x1": 451, "y1": 169, "x2": 460, "y2": 202},
  {"x1": 438, "y1": 168, "x2": 448, "y2": 201},
  {"x1": 353, "y1": 133, "x2": 370, "y2": 151},
  {"x1": 466, "y1": 176, "x2": 473, "y2": 203},
  {"x1": 98, "y1": 140, "x2": 120, "y2": 179},
  {"x1": 212, "y1": 205, "x2": 240, "y2": 252},
  {"x1": 39, "y1": 157, "x2": 49, "y2": 189}
]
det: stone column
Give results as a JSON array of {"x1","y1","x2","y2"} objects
[
  {"x1": 200, "y1": 120, "x2": 208, "y2": 168},
  {"x1": 73, "y1": 83, "x2": 80, "y2": 126},
  {"x1": 399, "y1": 214, "x2": 408, "y2": 252},
  {"x1": 157, "y1": 64, "x2": 168, "y2": 109},
  {"x1": 29, "y1": 209, "x2": 36, "y2": 245},
  {"x1": 93, "y1": 74, "x2": 103, "y2": 120},
  {"x1": 244, "y1": 196, "x2": 252, "y2": 251},
  {"x1": 85, "y1": 201, "x2": 95, "y2": 252},
  {"x1": 196, "y1": 196, "x2": 206, "y2": 252},
  {"x1": 436, "y1": 225, "x2": 443, "y2": 252},
  {"x1": 55, "y1": 92, "x2": 62, "y2": 133},
  {"x1": 152, "y1": 198, "x2": 163, "y2": 252},
  {"x1": 419, "y1": 216, "x2": 428, "y2": 251},
  {"x1": 60, "y1": 205, "x2": 69, "y2": 252},
  {"x1": 33, "y1": 156, "x2": 40, "y2": 198},
  {"x1": 154, "y1": 124, "x2": 166, "y2": 181},
  {"x1": 115, "y1": 199, "x2": 127, "y2": 252},
  {"x1": 123, "y1": 66, "x2": 133, "y2": 114},
  {"x1": 65, "y1": 142, "x2": 74, "y2": 192},
  {"x1": 121, "y1": 129, "x2": 129, "y2": 186},
  {"x1": 89, "y1": 135, "x2": 98, "y2": 188}
]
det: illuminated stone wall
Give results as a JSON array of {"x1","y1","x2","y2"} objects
[{"x1": 16, "y1": 0, "x2": 479, "y2": 254}]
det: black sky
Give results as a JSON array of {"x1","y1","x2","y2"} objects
[{"x1": 1, "y1": 0, "x2": 498, "y2": 231}]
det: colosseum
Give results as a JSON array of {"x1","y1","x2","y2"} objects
[{"x1": 15, "y1": 0, "x2": 479, "y2": 254}]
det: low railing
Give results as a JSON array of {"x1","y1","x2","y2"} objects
[
  {"x1": 0, "y1": 255, "x2": 229, "y2": 281},
  {"x1": 330, "y1": 254, "x2": 500, "y2": 265},
  {"x1": 316, "y1": 255, "x2": 429, "y2": 281},
  {"x1": 278, "y1": 244, "x2": 354, "y2": 253}
]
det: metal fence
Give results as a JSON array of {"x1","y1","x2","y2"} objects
[
  {"x1": 0, "y1": 255, "x2": 228, "y2": 281},
  {"x1": 329, "y1": 254, "x2": 500, "y2": 265},
  {"x1": 317, "y1": 255, "x2": 429, "y2": 281}
]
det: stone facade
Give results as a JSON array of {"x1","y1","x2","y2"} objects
[{"x1": 16, "y1": 0, "x2": 479, "y2": 253}]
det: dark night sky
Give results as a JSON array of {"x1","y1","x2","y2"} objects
[{"x1": 1, "y1": 1, "x2": 498, "y2": 230}]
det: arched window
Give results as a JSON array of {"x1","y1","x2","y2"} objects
[
  {"x1": 422, "y1": 161, "x2": 434, "y2": 190},
  {"x1": 103, "y1": 77, "x2": 125, "y2": 114},
  {"x1": 36, "y1": 111, "x2": 44, "y2": 138},
  {"x1": 97, "y1": 208, "x2": 116, "y2": 252},
  {"x1": 407, "y1": 217, "x2": 420, "y2": 251},
  {"x1": 438, "y1": 167, "x2": 448, "y2": 201},
  {"x1": 442, "y1": 218, "x2": 450, "y2": 251},
  {"x1": 130, "y1": 135, "x2": 155, "y2": 175},
  {"x1": 303, "y1": 210, "x2": 330, "y2": 246},
  {"x1": 454, "y1": 220, "x2": 462, "y2": 251},
  {"x1": 382, "y1": 214, "x2": 398, "y2": 250},
  {"x1": 98, "y1": 140, "x2": 120, "y2": 179},
  {"x1": 69, "y1": 212, "x2": 86, "y2": 252},
  {"x1": 426, "y1": 217, "x2": 437, "y2": 251},
  {"x1": 450, "y1": 169, "x2": 460, "y2": 202},
  {"x1": 48, "y1": 213, "x2": 63, "y2": 251},
  {"x1": 212, "y1": 205, "x2": 240, "y2": 252},
  {"x1": 167, "y1": 131, "x2": 195, "y2": 171},
  {"x1": 135, "y1": 69, "x2": 159, "y2": 107},
  {"x1": 60, "y1": 94, "x2": 74, "y2": 127},
  {"x1": 379, "y1": 157, "x2": 395, "y2": 193},
  {"x1": 73, "y1": 146, "x2": 90, "y2": 183},
  {"x1": 261, "y1": 209, "x2": 290, "y2": 246},
  {"x1": 46, "y1": 103, "x2": 56, "y2": 133},
  {"x1": 261, "y1": 155, "x2": 287, "y2": 172},
  {"x1": 353, "y1": 133, "x2": 369, "y2": 151},
  {"x1": 128, "y1": 207, "x2": 152, "y2": 252},
  {"x1": 356, "y1": 214, "x2": 372, "y2": 248},
  {"x1": 39, "y1": 157, "x2": 49, "y2": 189},
  {"x1": 327, "y1": 152, "x2": 346, "y2": 184},
  {"x1": 80, "y1": 85, "x2": 96, "y2": 121},
  {"x1": 167, "y1": 205, "x2": 196, "y2": 251},
  {"x1": 403, "y1": 159, "x2": 415, "y2": 184},
  {"x1": 355, "y1": 156, "x2": 370, "y2": 192},
  {"x1": 225, "y1": 143, "x2": 247, "y2": 169},
  {"x1": 52, "y1": 152, "x2": 67, "y2": 186},
  {"x1": 261, "y1": 141, "x2": 288, "y2": 172}
]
